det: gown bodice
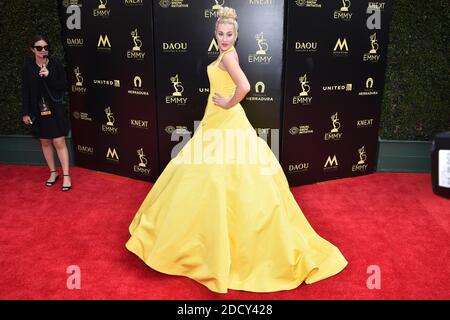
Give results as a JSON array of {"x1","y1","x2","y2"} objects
[
  {"x1": 202, "y1": 45, "x2": 249, "y2": 130},
  {"x1": 206, "y1": 45, "x2": 237, "y2": 107}
]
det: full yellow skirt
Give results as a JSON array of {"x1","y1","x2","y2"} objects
[{"x1": 126, "y1": 99, "x2": 348, "y2": 293}]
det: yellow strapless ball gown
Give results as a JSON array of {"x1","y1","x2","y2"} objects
[{"x1": 125, "y1": 46, "x2": 348, "y2": 293}]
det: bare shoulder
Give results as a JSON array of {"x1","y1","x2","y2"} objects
[
  {"x1": 224, "y1": 48, "x2": 239, "y2": 62},
  {"x1": 220, "y1": 49, "x2": 239, "y2": 70}
]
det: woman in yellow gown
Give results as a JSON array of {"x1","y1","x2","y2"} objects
[{"x1": 125, "y1": 7, "x2": 348, "y2": 293}]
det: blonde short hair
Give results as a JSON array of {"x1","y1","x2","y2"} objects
[{"x1": 215, "y1": 7, "x2": 238, "y2": 33}]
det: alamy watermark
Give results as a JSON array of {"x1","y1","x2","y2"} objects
[
  {"x1": 366, "y1": 265, "x2": 381, "y2": 290},
  {"x1": 170, "y1": 121, "x2": 280, "y2": 176},
  {"x1": 66, "y1": 265, "x2": 81, "y2": 290}
]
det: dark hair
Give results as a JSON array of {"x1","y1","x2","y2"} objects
[{"x1": 30, "y1": 34, "x2": 50, "y2": 48}]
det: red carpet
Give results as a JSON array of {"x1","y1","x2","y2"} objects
[{"x1": 0, "y1": 164, "x2": 448, "y2": 299}]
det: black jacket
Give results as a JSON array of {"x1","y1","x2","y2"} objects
[{"x1": 21, "y1": 56, "x2": 67, "y2": 119}]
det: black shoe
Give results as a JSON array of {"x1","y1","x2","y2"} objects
[
  {"x1": 45, "y1": 170, "x2": 59, "y2": 187},
  {"x1": 62, "y1": 174, "x2": 72, "y2": 192}
]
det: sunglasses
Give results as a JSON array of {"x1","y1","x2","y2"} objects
[{"x1": 33, "y1": 45, "x2": 49, "y2": 52}]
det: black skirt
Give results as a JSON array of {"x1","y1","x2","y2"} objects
[{"x1": 32, "y1": 108, "x2": 69, "y2": 139}]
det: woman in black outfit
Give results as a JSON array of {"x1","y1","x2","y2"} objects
[{"x1": 21, "y1": 35, "x2": 71, "y2": 191}]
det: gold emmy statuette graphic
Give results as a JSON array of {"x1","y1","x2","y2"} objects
[
  {"x1": 98, "y1": 0, "x2": 107, "y2": 9},
  {"x1": 369, "y1": 33, "x2": 379, "y2": 54},
  {"x1": 131, "y1": 29, "x2": 142, "y2": 52},
  {"x1": 331, "y1": 113, "x2": 341, "y2": 133},
  {"x1": 340, "y1": 0, "x2": 350, "y2": 12},
  {"x1": 74, "y1": 67, "x2": 83, "y2": 86},
  {"x1": 299, "y1": 74, "x2": 310, "y2": 97},
  {"x1": 255, "y1": 32, "x2": 268, "y2": 55},
  {"x1": 212, "y1": 0, "x2": 224, "y2": 10},
  {"x1": 170, "y1": 75, "x2": 184, "y2": 97},
  {"x1": 358, "y1": 146, "x2": 367, "y2": 164},
  {"x1": 104, "y1": 107, "x2": 115, "y2": 126},
  {"x1": 137, "y1": 148, "x2": 148, "y2": 167}
]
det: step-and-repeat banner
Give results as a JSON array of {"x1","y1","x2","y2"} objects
[
  {"x1": 59, "y1": 0, "x2": 159, "y2": 181},
  {"x1": 282, "y1": 0, "x2": 392, "y2": 185},
  {"x1": 60, "y1": 0, "x2": 392, "y2": 186},
  {"x1": 153, "y1": 0, "x2": 284, "y2": 168}
]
